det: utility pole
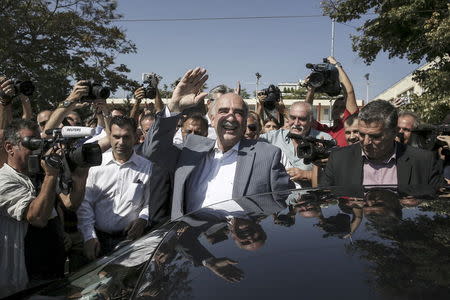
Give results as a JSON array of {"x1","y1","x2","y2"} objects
[
  {"x1": 255, "y1": 72, "x2": 261, "y2": 99},
  {"x1": 331, "y1": 19, "x2": 335, "y2": 57},
  {"x1": 364, "y1": 73, "x2": 370, "y2": 103}
]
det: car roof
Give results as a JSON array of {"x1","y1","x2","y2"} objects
[{"x1": 133, "y1": 185, "x2": 450, "y2": 299}]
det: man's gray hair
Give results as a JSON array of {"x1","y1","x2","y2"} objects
[
  {"x1": 399, "y1": 111, "x2": 420, "y2": 128},
  {"x1": 358, "y1": 100, "x2": 398, "y2": 130},
  {"x1": 210, "y1": 93, "x2": 249, "y2": 119},
  {"x1": 208, "y1": 85, "x2": 231, "y2": 100},
  {"x1": 4, "y1": 119, "x2": 38, "y2": 145},
  {"x1": 290, "y1": 101, "x2": 313, "y2": 120}
]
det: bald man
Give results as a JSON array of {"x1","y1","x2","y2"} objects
[{"x1": 143, "y1": 67, "x2": 293, "y2": 219}]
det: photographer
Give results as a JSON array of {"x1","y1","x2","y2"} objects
[
  {"x1": 256, "y1": 84, "x2": 285, "y2": 128},
  {"x1": 305, "y1": 56, "x2": 358, "y2": 147},
  {"x1": 260, "y1": 101, "x2": 333, "y2": 188},
  {"x1": 0, "y1": 119, "x2": 88, "y2": 297}
]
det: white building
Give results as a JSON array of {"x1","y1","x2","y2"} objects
[
  {"x1": 277, "y1": 81, "x2": 304, "y2": 93},
  {"x1": 372, "y1": 62, "x2": 431, "y2": 101}
]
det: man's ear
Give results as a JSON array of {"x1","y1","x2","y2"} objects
[{"x1": 4, "y1": 141, "x2": 14, "y2": 156}]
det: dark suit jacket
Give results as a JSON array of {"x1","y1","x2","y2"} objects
[
  {"x1": 320, "y1": 142, "x2": 444, "y2": 188},
  {"x1": 143, "y1": 111, "x2": 294, "y2": 220}
]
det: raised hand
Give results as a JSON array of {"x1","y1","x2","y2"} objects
[{"x1": 169, "y1": 67, "x2": 208, "y2": 113}]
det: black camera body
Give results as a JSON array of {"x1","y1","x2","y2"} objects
[
  {"x1": 142, "y1": 73, "x2": 162, "y2": 99},
  {"x1": 290, "y1": 133, "x2": 337, "y2": 164},
  {"x1": 410, "y1": 124, "x2": 450, "y2": 151},
  {"x1": 22, "y1": 128, "x2": 102, "y2": 194},
  {"x1": 306, "y1": 58, "x2": 341, "y2": 96},
  {"x1": 80, "y1": 80, "x2": 110, "y2": 101},
  {"x1": 0, "y1": 78, "x2": 35, "y2": 100},
  {"x1": 259, "y1": 84, "x2": 281, "y2": 109}
]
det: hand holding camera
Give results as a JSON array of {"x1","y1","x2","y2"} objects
[
  {"x1": 142, "y1": 72, "x2": 162, "y2": 99},
  {"x1": 40, "y1": 147, "x2": 62, "y2": 177},
  {"x1": 65, "y1": 80, "x2": 110, "y2": 104},
  {"x1": 0, "y1": 77, "x2": 35, "y2": 105}
]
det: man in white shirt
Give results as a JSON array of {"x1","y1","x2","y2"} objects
[
  {"x1": 77, "y1": 116, "x2": 152, "y2": 260},
  {"x1": 143, "y1": 67, "x2": 294, "y2": 220}
]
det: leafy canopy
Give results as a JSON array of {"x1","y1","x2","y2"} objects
[
  {"x1": 0, "y1": 0, "x2": 138, "y2": 113},
  {"x1": 322, "y1": 0, "x2": 450, "y2": 122}
]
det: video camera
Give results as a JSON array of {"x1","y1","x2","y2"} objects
[
  {"x1": 258, "y1": 84, "x2": 281, "y2": 109},
  {"x1": 410, "y1": 124, "x2": 450, "y2": 151},
  {"x1": 80, "y1": 80, "x2": 110, "y2": 101},
  {"x1": 22, "y1": 126, "x2": 102, "y2": 194},
  {"x1": 0, "y1": 78, "x2": 35, "y2": 100},
  {"x1": 305, "y1": 58, "x2": 341, "y2": 96},
  {"x1": 289, "y1": 133, "x2": 337, "y2": 164},
  {"x1": 142, "y1": 73, "x2": 162, "y2": 99}
]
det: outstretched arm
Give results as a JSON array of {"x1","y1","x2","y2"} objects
[{"x1": 327, "y1": 56, "x2": 358, "y2": 114}]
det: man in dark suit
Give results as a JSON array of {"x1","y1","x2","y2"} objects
[
  {"x1": 144, "y1": 67, "x2": 294, "y2": 220},
  {"x1": 320, "y1": 100, "x2": 444, "y2": 188}
]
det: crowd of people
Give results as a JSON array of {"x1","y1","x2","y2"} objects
[{"x1": 0, "y1": 56, "x2": 449, "y2": 297}]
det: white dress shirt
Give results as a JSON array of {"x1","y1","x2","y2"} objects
[
  {"x1": 185, "y1": 141, "x2": 243, "y2": 213},
  {"x1": 77, "y1": 151, "x2": 152, "y2": 241}
]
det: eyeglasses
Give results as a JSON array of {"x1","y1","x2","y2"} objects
[{"x1": 247, "y1": 124, "x2": 257, "y2": 131}]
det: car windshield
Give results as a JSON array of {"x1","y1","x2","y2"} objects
[{"x1": 22, "y1": 185, "x2": 450, "y2": 300}]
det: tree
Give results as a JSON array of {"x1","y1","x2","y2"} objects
[
  {"x1": 0, "y1": 0, "x2": 138, "y2": 115},
  {"x1": 322, "y1": 0, "x2": 450, "y2": 122},
  {"x1": 240, "y1": 88, "x2": 251, "y2": 99}
]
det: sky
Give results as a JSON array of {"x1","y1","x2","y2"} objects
[{"x1": 111, "y1": 0, "x2": 422, "y2": 101}]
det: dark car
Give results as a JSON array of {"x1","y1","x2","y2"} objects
[{"x1": 9, "y1": 186, "x2": 450, "y2": 299}]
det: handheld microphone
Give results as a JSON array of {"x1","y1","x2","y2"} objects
[{"x1": 45, "y1": 126, "x2": 95, "y2": 138}]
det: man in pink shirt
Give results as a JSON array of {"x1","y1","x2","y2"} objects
[
  {"x1": 306, "y1": 56, "x2": 359, "y2": 147},
  {"x1": 320, "y1": 100, "x2": 444, "y2": 188}
]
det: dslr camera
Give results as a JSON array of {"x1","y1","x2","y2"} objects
[
  {"x1": 22, "y1": 126, "x2": 102, "y2": 194},
  {"x1": 290, "y1": 133, "x2": 337, "y2": 164},
  {"x1": 258, "y1": 84, "x2": 281, "y2": 110},
  {"x1": 305, "y1": 58, "x2": 341, "y2": 96},
  {"x1": 0, "y1": 78, "x2": 35, "y2": 100},
  {"x1": 142, "y1": 73, "x2": 162, "y2": 99},
  {"x1": 80, "y1": 80, "x2": 110, "y2": 101}
]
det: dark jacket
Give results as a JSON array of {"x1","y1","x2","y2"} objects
[{"x1": 320, "y1": 142, "x2": 444, "y2": 188}]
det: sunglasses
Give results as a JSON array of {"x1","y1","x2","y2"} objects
[{"x1": 247, "y1": 124, "x2": 258, "y2": 131}]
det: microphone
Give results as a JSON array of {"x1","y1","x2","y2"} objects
[{"x1": 45, "y1": 126, "x2": 95, "y2": 138}]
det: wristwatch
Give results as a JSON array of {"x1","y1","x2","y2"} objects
[
  {"x1": 334, "y1": 62, "x2": 342, "y2": 68},
  {"x1": 58, "y1": 100, "x2": 73, "y2": 109}
]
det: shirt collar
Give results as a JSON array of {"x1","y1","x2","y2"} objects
[
  {"x1": 103, "y1": 150, "x2": 139, "y2": 166},
  {"x1": 214, "y1": 140, "x2": 240, "y2": 155},
  {"x1": 361, "y1": 143, "x2": 397, "y2": 164}
]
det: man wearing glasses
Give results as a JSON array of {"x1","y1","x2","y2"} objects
[{"x1": 260, "y1": 101, "x2": 333, "y2": 187}]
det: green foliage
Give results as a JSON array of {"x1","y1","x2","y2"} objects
[
  {"x1": 322, "y1": 0, "x2": 450, "y2": 121},
  {"x1": 240, "y1": 88, "x2": 251, "y2": 99},
  {"x1": 0, "y1": 0, "x2": 138, "y2": 115}
]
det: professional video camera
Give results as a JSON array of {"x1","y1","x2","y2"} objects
[
  {"x1": 0, "y1": 78, "x2": 35, "y2": 100},
  {"x1": 80, "y1": 80, "x2": 110, "y2": 101},
  {"x1": 22, "y1": 126, "x2": 102, "y2": 194},
  {"x1": 289, "y1": 133, "x2": 337, "y2": 164},
  {"x1": 410, "y1": 124, "x2": 450, "y2": 151},
  {"x1": 142, "y1": 73, "x2": 162, "y2": 99},
  {"x1": 305, "y1": 58, "x2": 341, "y2": 96},
  {"x1": 258, "y1": 84, "x2": 281, "y2": 109}
]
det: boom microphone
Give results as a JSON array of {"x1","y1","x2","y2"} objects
[{"x1": 45, "y1": 126, "x2": 95, "y2": 138}]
